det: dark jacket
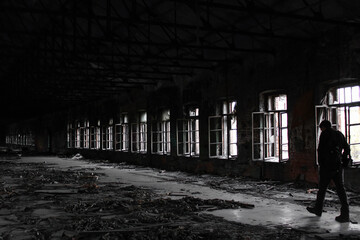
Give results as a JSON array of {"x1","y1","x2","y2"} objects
[{"x1": 318, "y1": 128, "x2": 350, "y2": 170}]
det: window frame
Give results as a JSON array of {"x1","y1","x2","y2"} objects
[
  {"x1": 131, "y1": 111, "x2": 147, "y2": 153},
  {"x1": 316, "y1": 85, "x2": 360, "y2": 165},
  {"x1": 208, "y1": 100, "x2": 238, "y2": 159},
  {"x1": 252, "y1": 93, "x2": 289, "y2": 162},
  {"x1": 115, "y1": 113, "x2": 129, "y2": 152},
  {"x1": 84, "y1": 120, "x2": 90, "y2": 149},
  {"x1": 90, "y1": 126, "x2": 96, "y2": 149},
  {"x1": 151, "y1": 110, "x2": 171, "y2": 155},
  {"x1": 101, "y1": 119, "x2": 114, "y2": 151},
  {"x1": 75, "y1": 121, "x2": 81, "y2": 149},
  {"x1": 102, "y1": 126, "x2": 107, "y2": 150},
  {"x1": 91, "y1": 120, "x2": 101, "y2": 150},
  {"x1": 96, "y1": 125, "x2": 101, "y2": 150},
  {"x1": 177, "y1": 107, "x2": 200, "y2": 157}
]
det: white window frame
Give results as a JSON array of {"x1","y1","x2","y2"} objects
[
  {"x1": 209, "y1": 101, "x2": 237, "y2": 159},
  {"x1": 131, "y1": 111, "x2": 147, "y2": 153},
  {"x1": 95, "y1": 125, "x2": 101, "y2": 150},
  {"x1": 84, "y1": 120, "x2": 90, "y2": 149},
  {"x1": 107, "y1": 125, "x2": 114, "y2": 150},
  {"x1": 115, "y1": 114, "x2": 129, "y2": 151},
  {"x1": 252, "y1": 94, "x2": 288, "y2": 162},
  {"x1": 102, "y1": 120, "x2": 114, "y2": 151},
  {"x1": 252, "y1": 111, "x2": 288, "y2": 162},
  {"x1": 151, "y1": 110, "x2": 171, "y2": 155},
  {"x1": 80, "y1": 123, "x2": 85, "y2": 149},
  {"x1": 177, "y1": 119, "x2": 200, "y2": 157},
  {"x1": 102, "y1": 126, "x2": 107, "y2": 150},
  {"x1": 90, "y1": 126, "x2": 96, "y2": 149},
  {"x1": 75, "y1": 122, "x2": 81, "y2": 149},
  {"x1": 316, "y1": 85, "x2": 360, "y2": 165},
  {"x1": 177, "y1": 107, "x2": 200, "y2": 157}
]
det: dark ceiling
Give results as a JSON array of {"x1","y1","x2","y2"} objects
[{"x1": 1, "y1": 0, "x2": 360, "y2": 125}]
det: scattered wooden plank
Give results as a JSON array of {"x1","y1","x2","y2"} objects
[
  {"x1": 326, "y1": 189, "x2": 336, "y2": 194},
  {"x1": 264, "y1": 186, "x2": 275, "y2": 191},
  {"x1": 238, "y1": 202, "x2": 255, "y2": 209},
  {"x1": 315, "y1": 233, "x2": 341, "y2": 240},
  {"x1": 78, "y1": 221, "x2": 191, "y2": 235},
  {"x1": 168, "y1": 192, "x2": 189, "y2": 197},
  {"x1": 34, "y1": 189, "x2": 78, "y2": 194}
]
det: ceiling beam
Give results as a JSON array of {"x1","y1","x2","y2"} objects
[
  {"x1": 0, "y1": 5, "x2": 319, "y2": 42},
  {"x1": 174, "y1": 0, "x2": 360, "y2": 27},
  {"x1": 0, "y1": 29, "x2": 274, "y2": 55},
  {"x1": 0, "y1": 43, "x2": 245, "y2": 64}
]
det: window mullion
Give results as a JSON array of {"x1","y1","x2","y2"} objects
[{"x1": 187, "y1": 119, "x2": 191, "y2": 156}]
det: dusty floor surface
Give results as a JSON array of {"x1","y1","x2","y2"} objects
[{"x1": 0, "y1": 156, "x2": 359, "y2": 240}]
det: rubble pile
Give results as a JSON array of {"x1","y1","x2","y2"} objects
[{"x1": 1, "y1": 159, "x2": 305, "y2": 239}]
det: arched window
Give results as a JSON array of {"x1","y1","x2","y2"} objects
[{"x1": 316, "y1": 85, "x2": 360, "y2": 165}]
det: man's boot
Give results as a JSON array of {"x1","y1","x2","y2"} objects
[
  {"x1": 335, "y1": 207, "x2": 349, "y2": 223},
  {"x1": 335, "y1": 214, "x2": 350, "y2": 223},
  {"x1": 306, "y1": 206, "x2": 322, "y2": 216}
]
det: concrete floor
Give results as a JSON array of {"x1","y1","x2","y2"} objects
[{"x1": 14, "y1": 156, "x2": 360, "y2": 237}]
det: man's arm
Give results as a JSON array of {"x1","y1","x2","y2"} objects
[
  {"x1": 338, "y1": 131, "x2": 351, "y2": 167},
  {"x1": 339, "y1": 132, "x2": 350, "y2": 156},
  {"x1": 317, "y1": 132, "x2": 326, "y2": 166}
]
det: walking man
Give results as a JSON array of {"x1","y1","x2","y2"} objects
[{"x1": 307, "y1": 120, "x2": 351, "y2": 222}]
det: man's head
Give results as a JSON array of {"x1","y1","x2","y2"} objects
[{"x1": 319, "y1": 120, "x2": 332, "y2": 131}]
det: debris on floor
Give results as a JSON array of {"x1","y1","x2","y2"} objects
[
  {"x1": 1, "y1": 157, "x2": 359, "y2": 239},
  {"x1": 0, "y1": 158, "x2": 307, "y2": 240},
  {"x1": 72, "y1": 153, "x2": 84, "y2": 160}
]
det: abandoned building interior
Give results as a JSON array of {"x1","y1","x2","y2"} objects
[{"x1": 1, "y1": 0, "x2": 360, "y2": 239}]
